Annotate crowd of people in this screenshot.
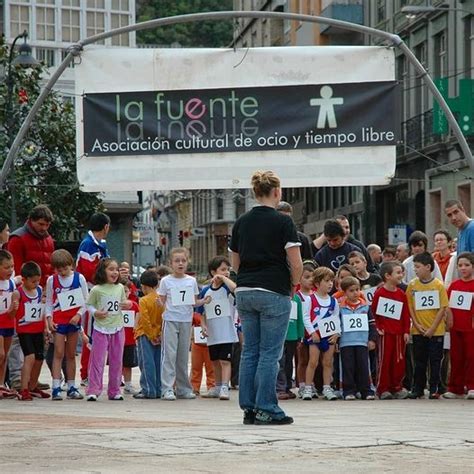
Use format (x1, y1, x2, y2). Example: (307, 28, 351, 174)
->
(0, 177, 472, 426)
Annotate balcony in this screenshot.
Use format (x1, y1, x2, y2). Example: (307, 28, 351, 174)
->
(320, 2, 364, 35)
(398, 109, 447, 155)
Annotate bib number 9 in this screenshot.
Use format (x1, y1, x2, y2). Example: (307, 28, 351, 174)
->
(449, 290, 472, 311)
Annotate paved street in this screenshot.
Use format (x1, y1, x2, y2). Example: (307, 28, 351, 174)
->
(1, 378, 473, 473)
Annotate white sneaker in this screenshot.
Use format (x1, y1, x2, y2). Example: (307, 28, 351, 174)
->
(202, 386, 220, 398)
(162, 390, 176, 401)
(365, 395, 376, 400)
(80, 378, 88, 387)
(311, 385, 319, 399)
(177, 391, 197, 400)
(123, 386, 138, 395)
(394, 388, 409, 400)
(344, 394, 356, 401)
(219, 385, 230, 400)
(442, 391, 463, 399)
(322, 386, 337, 401)
(109, 394, 124, 401)
(298, 386, 305, 399)
(86, 394, 97, 401)
(466, 390, 474, 400)
(302, 385, 313, 401)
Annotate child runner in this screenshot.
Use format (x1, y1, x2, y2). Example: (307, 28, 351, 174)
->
(277, 292, 304, 399)
(302, 267, 340, 401)
(444, 252, 474, 399)
(121, 280, 139, 395)
(338, 276, 376, 400)
(46, 250, 89, 400)
(159, 247, 211, 401)
(134, 270, 163, 399)
(295, 262, 317, 398)
(86, 258, 128, 401)
(14, 262, 49, 400)
(348, 251, 382, 305)
(371, 261, 410, 400)
(406, 252, 448, 399)
(0, 250, 19, 398)
(198, 256, 238, 401)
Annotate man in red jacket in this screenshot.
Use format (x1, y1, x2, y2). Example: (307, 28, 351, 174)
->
(7, 204, 55, 390)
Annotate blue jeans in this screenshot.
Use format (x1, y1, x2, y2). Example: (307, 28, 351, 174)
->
(236, 290, 291, 419)
(136, 335, 161, 398)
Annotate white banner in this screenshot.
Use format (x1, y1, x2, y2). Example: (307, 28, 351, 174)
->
(75, 46, 398, 191)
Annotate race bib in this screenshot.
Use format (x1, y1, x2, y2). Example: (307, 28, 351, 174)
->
(363, 287, 377, 304)
(0, 293, 12, 313)
(414, 291, 440, 311)
(24, 303, 43, 323)
(342, 313, 369, 333)
(57, 288, 85, 311)
(318, 314, 341, 338)
(205, 298, 231, 320)
(376, 297, 403, 320)
(170, 286, 195, 306)
(101, 297, 120, 314)
(194, 326, 207, 344)
(449, 290, 472, 311)
(289, 301, 298, 321)
(122, 310, 135, 328)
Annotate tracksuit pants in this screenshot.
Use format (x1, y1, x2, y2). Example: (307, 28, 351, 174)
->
(448, 330, 474, 394)
(377, 333, 406, 395)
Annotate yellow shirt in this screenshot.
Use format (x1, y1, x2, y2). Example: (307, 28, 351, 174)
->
(135, 292, 163, 341)
(406, 278, 448, 336)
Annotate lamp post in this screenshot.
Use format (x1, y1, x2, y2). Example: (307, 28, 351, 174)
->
(4, 30, 39, 228)
(401, 5, 472, 19)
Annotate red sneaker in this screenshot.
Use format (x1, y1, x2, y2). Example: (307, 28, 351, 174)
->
(18, 389, 33, 401)
(0, 386, 18, 399)
(30, 387, 51, 399)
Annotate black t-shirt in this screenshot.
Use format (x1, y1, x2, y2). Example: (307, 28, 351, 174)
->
(230, 206, 299, 295)
(358, 273, 382, 289)
(314, 241, 360, 272)
(297, 231, 313, 260)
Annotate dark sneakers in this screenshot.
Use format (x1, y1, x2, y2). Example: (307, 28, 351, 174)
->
(243, 409, 256, 425)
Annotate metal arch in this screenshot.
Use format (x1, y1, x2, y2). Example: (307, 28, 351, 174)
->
(1, 10, 472, 190)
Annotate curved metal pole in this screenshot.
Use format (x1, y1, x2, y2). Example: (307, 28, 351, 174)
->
(1, 10, 472, 191)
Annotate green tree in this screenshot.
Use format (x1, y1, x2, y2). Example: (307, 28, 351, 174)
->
(0, 38, 103, 240)
(136, 0, 234, 47)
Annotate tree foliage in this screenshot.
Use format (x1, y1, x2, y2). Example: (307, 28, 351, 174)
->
(0, 38, 103, 240)
(136, 0, 234, 47)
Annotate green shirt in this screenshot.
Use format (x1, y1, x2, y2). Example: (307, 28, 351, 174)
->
(286, 295, 304, 341)
(87, 283, 126, 332)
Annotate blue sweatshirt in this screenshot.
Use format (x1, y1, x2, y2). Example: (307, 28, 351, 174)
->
(339, 298, 376, 348)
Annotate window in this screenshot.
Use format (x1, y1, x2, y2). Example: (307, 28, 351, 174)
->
(429, 189, 442, 231)
(415, 42, 427, 115)
(36, 47, 55, 67)
(434, 31, 447, 78)
(10, 5, 30, 37)
(376, 0, 386, 23)
(87, 11, 105, 43)
(37, 6, 55, 41)
(87, 0, 105, 8)
(458, 183, 472, 215)
(465, 17, 473, 79)
(111, 13, 130, 46)
(61, 49, 75, 68)
(112, 0, 130, 10)
(63, 0, 80, 6)
(216, 195, 224, 220)
(62, 9, 80, 42)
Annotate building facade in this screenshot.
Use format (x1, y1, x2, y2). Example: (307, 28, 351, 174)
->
(232, 0, 474, 247)
(1, 0, 141, 263)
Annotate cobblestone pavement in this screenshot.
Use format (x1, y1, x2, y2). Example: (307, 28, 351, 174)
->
(1, 385, 473, 473)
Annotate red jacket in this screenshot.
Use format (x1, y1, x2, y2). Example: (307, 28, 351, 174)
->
(371, 286, 411, 335)
(8, 221, 55, 287)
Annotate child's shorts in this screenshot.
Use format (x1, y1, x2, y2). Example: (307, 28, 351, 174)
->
(304, 336, 331, 352)
(56, 324, 81, 335)
(209, 343, 233, 362)
(0, 328, 14, 338)
(122, 344, 137, 368)
(18, 333, 45, 360)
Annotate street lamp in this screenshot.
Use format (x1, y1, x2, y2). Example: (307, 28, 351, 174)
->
(4, 30, 39, 229)
(401, 5, 472, 19)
